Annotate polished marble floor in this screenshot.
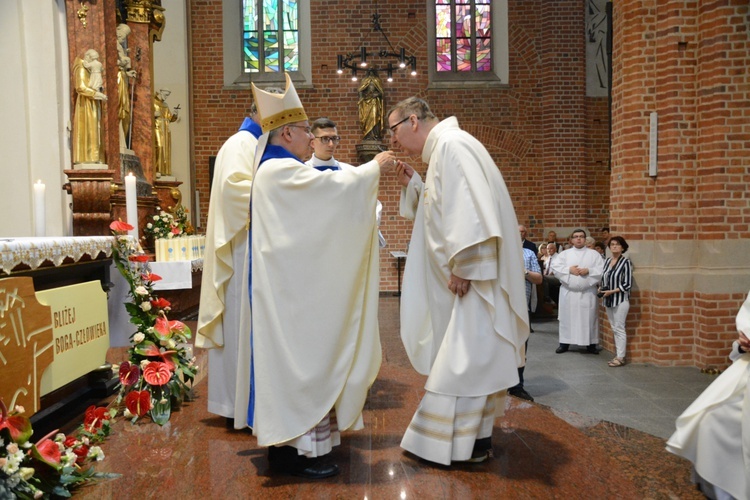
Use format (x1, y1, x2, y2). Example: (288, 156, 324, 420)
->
(75, 296, 712, 499)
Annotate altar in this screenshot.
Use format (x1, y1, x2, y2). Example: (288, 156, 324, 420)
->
(0, 236, 120, 435)
(1, 236, 114, 289)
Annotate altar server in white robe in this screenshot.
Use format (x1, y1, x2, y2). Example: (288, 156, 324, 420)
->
(196, 98, 268, 428)
(389, 97, 529, 466)
(550, 229, 604, 354)
(305, 117, 386, 248)
(248, 74, 396, 479)
(666, 292, 750, 500)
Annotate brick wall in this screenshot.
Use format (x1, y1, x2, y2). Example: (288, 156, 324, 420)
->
(190, 0, 610, 292)
(608, 0, 750, 368)
(188, 1, 750, 367)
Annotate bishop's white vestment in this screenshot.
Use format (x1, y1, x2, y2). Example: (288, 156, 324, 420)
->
(398, 117, 529, 465)
(666, 291, 750, 500)
(195, 118, 260, 428)
(550, 246, 604, 346)
(249, 144, 382, 449)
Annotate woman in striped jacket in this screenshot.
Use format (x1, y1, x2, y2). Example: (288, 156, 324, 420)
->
(598, 236, 633, 367)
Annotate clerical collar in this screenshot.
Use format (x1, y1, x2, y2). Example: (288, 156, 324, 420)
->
(239, 117, 262, 139)
(260, 144, 301, 165)
(309, 154, 338, 167)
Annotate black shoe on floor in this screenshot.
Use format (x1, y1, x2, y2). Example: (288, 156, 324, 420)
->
(464, 437, 492, 463)
(586, 344, 600, 355)
(508, 387, 534, 402)
(289, 461, 339, 479)
(268, 446, 340, 479)
(555, 344, 569, 354)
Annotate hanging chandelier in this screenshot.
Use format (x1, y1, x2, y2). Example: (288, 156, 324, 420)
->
(336, 12, 417, 82)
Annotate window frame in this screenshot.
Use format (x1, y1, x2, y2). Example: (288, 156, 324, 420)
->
(426, 0, 508, 88)
(222, 0, 312, 88)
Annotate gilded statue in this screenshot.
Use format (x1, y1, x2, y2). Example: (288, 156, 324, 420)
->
(72, 49, 107, 164)
(116, 24, 137, 147)
(358, 73, 385, 141)
(153, 89, 179, 176)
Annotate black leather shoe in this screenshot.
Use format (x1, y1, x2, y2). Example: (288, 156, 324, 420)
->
(508, 387, 534, 402)
(555, 344, 569, 353)
(268, 446, 339, 479)
(586, 345, 599, 354)
(290, 461, 339, 479)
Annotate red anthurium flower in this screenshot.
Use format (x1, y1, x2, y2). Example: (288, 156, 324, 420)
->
(72, 443, 90, 464)
(137, 343, 177, 370)
(150, 297, 171, 310)
(83, 405, 110, 432)
(31, 430, 63, 468)
(143, 361, 173, 386)
(128, 254, 150, 263)
(109, 220, 134, 233)
(125, 390, 151, 417)
(141, 273, 162, 282)
(64, 436, 78, 448)
(154, 316, 174, 340)
(118, 361, 140, 386)
(171, 227, 181, 235)
(155, 316, 189, 340)
(0, 399, 32, 444)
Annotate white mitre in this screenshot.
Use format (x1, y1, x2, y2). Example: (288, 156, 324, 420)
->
(251, 73, 307, 133)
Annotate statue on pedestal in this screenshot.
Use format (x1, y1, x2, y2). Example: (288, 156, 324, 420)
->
(153, 89, 179, 177)
(358, 72, 384, 141)
(116, 23, 137, 149)
(72, 49, 107, 164)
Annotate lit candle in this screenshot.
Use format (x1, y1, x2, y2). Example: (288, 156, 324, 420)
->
(33, 180, 46, 237)
(125, 173, 138, 241)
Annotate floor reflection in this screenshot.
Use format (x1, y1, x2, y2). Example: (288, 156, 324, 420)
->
(74, 297, 702, 499)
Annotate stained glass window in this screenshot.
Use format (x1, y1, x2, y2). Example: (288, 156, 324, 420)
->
(435, 0, 492, 73)
(243, 0, 299, 73)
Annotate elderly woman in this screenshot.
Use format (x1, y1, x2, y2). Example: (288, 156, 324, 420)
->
(598, 236, 632, 367)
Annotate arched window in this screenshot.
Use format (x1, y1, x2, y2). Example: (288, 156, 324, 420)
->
(223, 0, 311, 87)
(242, 0, 298, 74)
(427, 0, 508, 86)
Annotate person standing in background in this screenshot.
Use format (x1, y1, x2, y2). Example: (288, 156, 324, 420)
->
(552, 229, 604, 354)
(196, 92, 275, 429)
(599, 236, 632, 367)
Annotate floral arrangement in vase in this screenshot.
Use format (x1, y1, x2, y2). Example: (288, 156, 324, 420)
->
(0, 398, 118, 498)
(143, 205, 195, 240)
(110, 221, 197, 425)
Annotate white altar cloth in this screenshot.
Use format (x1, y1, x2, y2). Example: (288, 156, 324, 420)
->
(0, 236, 114, 274)
(149, 259, 204, 290)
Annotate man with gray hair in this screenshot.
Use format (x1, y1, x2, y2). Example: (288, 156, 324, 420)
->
(248, 75, 395, 478)
(390, 97, 529, 465)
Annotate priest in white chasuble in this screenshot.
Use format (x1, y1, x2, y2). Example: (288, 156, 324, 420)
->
(196, 100, 265, 429)
(667, 292, 750, 500)
(248, 74, 396, 479)
(389, 97, 530, 466)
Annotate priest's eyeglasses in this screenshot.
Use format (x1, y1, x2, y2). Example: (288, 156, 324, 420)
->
(314, 136, 341, 145)
(388, 116, 410, 135)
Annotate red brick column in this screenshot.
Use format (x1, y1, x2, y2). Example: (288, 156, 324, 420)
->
(611, 0, 749, 368)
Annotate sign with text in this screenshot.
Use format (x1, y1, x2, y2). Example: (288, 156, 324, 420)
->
(37, 280, 109, 396)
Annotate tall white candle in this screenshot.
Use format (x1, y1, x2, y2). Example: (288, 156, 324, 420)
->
(33, 180, 46, 237)
(125, 173, 138, 241)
